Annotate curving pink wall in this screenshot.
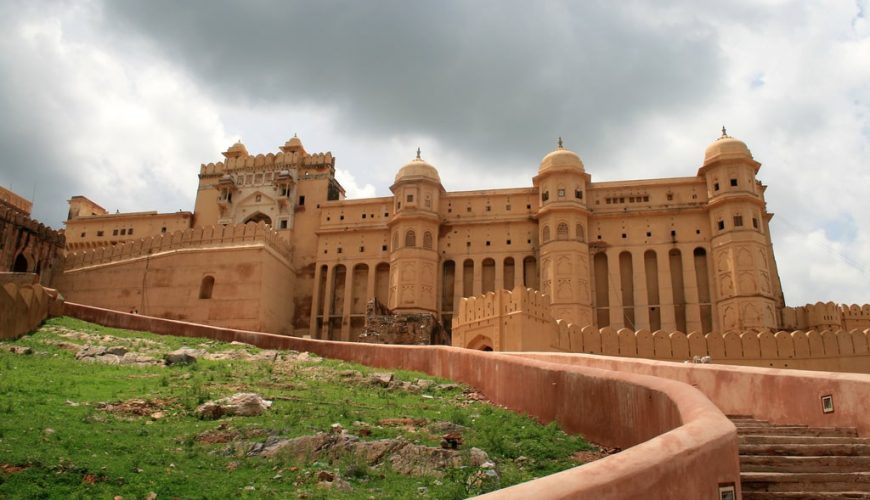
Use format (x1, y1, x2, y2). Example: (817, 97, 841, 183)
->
(63, 302, 740, 499)
(519, 352, 870, 437)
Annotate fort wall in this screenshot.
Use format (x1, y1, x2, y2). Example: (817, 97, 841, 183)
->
(55, 223, 295, 334)
(0, 205, 65, 285)
(0, 274, 64, 340)
(453, 287, 870, 373)
(62, 302, 741, 499)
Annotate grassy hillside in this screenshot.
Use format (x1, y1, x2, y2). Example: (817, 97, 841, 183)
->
(0, 317, 601, 499)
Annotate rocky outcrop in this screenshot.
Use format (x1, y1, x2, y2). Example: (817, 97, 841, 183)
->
(358, 298, 447, 345)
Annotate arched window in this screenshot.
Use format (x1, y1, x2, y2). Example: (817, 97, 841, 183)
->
(542, 226, 551, 242)
(557, 223, 569, 240)
(423, 231, 433, 249)
(405, 230, 416, 247)
(576, 224, 585, 242)
(199, 276, 215, 299)
(12, 253, 28, 273)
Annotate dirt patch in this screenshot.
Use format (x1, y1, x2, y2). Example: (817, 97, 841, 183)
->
(97, 398, 179, 418)
(571, 447, 618, 463)
(0, 464, 29, 474)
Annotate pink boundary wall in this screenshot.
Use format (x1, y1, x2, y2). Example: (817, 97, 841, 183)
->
(519, 352, 870, 437)
(64, 302, 740, 499)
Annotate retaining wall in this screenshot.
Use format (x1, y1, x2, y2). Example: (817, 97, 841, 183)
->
(64, 302, 740, 499)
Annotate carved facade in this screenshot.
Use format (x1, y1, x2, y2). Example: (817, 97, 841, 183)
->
(59, 130, 802, 340)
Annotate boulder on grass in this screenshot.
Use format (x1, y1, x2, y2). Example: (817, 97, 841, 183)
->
(195, 393, 272, 420)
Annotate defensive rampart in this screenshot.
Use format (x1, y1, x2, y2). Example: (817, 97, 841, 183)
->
(452, 287, 870, 373)
(782, 301, 870, 331)
(63, 222, 292, 271)
(0, 274, 64, 339)
(0, 205, 65, 284)
(63, 301, 740, 499)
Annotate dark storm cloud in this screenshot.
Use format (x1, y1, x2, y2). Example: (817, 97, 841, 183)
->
(104, 1, 724, 168)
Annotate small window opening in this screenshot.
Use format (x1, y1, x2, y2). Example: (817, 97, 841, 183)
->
(506, 239, 512, 245)
(120, 229, 126, 236)
(199, 276, 215, 299)
(382, 244, 387, 251)
(161, 227, 167, 233)
(299, 195, 305, 206)
(718, 220, 725, 230)
(752, 218, 759, 229)
(128, 228, 133, 235)
(666, 193, 674, 201)
(406, 194, 414, 203)
(558, 188, 566, 198)
(279, 219, 288, 229)
(485, 241, 491, 246)
(113, 229, 119, 236)
(337, 247, 343, 254)
(359, 246, 365, 252)
(714, 182, 720, 191)
(733, 215, 743, 227)
(542, 191, 549, 202)
(575, 190, 582, 199)
(97, 230, 104, 237)
(730, 178, 738, 187)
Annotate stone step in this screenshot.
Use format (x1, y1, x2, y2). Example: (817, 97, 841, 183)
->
(738, 426, 859, 438)
(743, 492, 870, 499)
(741, 444, 870, 457)
(741, 435, 870, 446)
(742, 472, 870, 493)
(741, 455, 870, 473)
(734, 419, 775, 427)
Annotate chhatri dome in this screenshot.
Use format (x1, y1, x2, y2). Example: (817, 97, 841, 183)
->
(703, 127, 753, 165)
(280, 134, 307, 154)
(394, 148, 441, 183)
(222, 140, 249, 159)
(538, 137, 585, 174)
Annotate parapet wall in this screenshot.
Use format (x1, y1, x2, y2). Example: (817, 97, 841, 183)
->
(453, 287, 870, 373)
(0, 275, 64, 340)
(199, 151, 335, 176)
(63, 222, 292, 271)
(782, 301, 870, 331)
(62, 302, 741, 499)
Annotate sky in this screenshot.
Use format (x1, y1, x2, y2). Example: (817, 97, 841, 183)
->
(0, 0, 868, 306)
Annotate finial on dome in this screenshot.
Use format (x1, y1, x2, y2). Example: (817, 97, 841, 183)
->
(293, 133, 297, 138)
(720, 126, 730, 139)
(557, 136, 564, 149)
(416, 147, 422, 160)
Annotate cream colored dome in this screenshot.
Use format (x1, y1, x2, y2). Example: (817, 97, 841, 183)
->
(704, 128, 752, 164)
(539, 138, 584, 174)
(222, 141, 249, 159)
(395, 148, 441, 183)
(280, 134, 306, 154)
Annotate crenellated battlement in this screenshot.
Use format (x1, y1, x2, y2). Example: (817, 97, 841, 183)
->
(782, 301, 870, 332)
(199, 151, 335, 177)
(63, 222, 292, 271)
(452, 289, 870, 373)
(0, 205, 65, 245)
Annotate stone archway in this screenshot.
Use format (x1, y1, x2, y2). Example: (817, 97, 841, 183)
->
(244, 212, 272, 226)
(467, 334, 495, 351)
(12, 253, 29, 273)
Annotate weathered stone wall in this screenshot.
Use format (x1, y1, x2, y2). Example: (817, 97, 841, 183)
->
(357, 298, 446, 345)
(0, 274, 64, 339)
(453, 287, 870, 374)
(55, 242, 295, 335)
(0, 204, 64, 285)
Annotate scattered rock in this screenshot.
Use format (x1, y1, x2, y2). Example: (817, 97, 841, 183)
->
(436, 384, 459, 391)
(195, 393, 272, 420)
(98, 398, 178, 417)
(469, 448, 490, 467)
(145, 492, 157, 500)
(417, 486, 428, 495)
(378, 417, 426, 428)
(75, 345, 107, 359)
(330, 423, 344, 434)
(105, 346, 128, 356)
(316, 470, 335, 482)
(0, 464, 29, 474)
(415, 379, 434, 390)
(164, 348, 198, 366)
(1, 345, 33, 355)
(370, 372, 394, 387)
(440, 432, 463, 450)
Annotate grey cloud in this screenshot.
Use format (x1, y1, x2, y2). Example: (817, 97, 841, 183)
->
(103, 1, 725, 168)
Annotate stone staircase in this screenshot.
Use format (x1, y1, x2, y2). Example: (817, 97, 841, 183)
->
(730, 415, 870, 499)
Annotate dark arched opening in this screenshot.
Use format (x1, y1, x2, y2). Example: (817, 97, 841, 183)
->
(199, 276, 215, 299)
(12, 253, 28, 273)
(244, 212, 272, 226)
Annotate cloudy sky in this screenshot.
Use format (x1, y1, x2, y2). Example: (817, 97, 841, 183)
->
(0, 0, 868, 305)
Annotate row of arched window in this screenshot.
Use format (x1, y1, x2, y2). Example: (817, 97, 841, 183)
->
(394, 230, 434, 250)
(542, 223, 585, 243)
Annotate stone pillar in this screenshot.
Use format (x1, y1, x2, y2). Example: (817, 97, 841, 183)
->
(495, 256, 505, 292)
(366, 261, 377, 304)
(682, 245, 702, 333)
(309, 264, 323, 339)
(321, 265, 335, 339)
(658, 250, 676, 331)
(473, 257, 482, 297)
(607, 249, 623, 328)
(341, 267, 354, 341)
(632, 250, 650, 331)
